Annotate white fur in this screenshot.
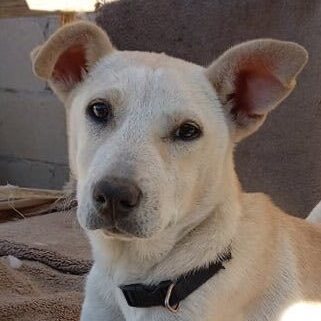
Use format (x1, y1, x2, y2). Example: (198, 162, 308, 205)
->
(30, 22, 320, 321)
(307, 200, 321, 223)
(73, 51, 245, 321)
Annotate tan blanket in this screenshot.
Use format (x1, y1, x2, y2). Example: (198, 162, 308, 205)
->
(0, 211, 90, 321)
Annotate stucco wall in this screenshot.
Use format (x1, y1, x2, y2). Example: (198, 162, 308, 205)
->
(0, 16, 69, 189)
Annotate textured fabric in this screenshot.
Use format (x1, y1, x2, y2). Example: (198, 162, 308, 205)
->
(96, 0, 321, 217)
(0, 211, 90, 321)
(0, 258, 83, 321)
(0, 240, 91, 275)
(0, 210, 89, 260)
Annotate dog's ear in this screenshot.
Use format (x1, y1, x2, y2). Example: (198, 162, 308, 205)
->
(31, 21, 114, 101)
(205, 39, 308, 141)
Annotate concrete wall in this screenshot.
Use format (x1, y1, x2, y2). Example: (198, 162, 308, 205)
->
(0, 16, 69, 189)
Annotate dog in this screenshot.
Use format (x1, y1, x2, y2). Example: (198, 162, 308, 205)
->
(31, 21, 321, 321)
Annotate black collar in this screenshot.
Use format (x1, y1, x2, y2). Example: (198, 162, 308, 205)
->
(120, 249, 232, 312)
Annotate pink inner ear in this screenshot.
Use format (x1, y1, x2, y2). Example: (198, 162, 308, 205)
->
(52, 45, 87, 83)
(232, 64, 285, 118)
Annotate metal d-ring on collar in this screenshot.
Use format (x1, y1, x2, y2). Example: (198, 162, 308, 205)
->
(164, 282, 180, 313)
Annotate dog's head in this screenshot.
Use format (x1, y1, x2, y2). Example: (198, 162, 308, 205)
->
(31, 22, 307, 239)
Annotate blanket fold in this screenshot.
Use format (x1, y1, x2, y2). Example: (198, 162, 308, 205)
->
(0, 239, 91, 275)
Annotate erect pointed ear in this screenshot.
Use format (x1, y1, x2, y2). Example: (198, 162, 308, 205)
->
(31, 21, 114, 102)
(205, 39, 308, 142)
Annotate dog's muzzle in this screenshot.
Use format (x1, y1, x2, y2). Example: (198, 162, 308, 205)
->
(85, 177, 142, 233)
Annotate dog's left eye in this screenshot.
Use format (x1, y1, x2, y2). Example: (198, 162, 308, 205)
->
(173, 121, 202, 141)
(87, 101, 112, 122)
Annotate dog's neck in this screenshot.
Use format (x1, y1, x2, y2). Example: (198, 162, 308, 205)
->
(88, 159, 242, 285)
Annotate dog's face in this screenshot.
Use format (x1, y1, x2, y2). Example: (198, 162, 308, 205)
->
(69, 52, 231, 239)
(31, 22, 307, 239)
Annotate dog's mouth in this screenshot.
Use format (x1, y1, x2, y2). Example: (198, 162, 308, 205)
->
(101, 225, 136, 240)
(78, 198, 159, 240)
(84, 214, 136, 239)
(87, 212, 149, 240)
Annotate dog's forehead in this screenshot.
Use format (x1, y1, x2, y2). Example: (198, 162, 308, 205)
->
(80, 51, 216, 116)
(86, 51, 205, 93)
(95, 50, 203, 74)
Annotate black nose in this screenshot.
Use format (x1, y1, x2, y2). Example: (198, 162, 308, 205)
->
(92, 178, 142, 216)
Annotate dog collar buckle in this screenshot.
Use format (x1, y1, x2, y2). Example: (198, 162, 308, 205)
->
(164, 283, 180, 313)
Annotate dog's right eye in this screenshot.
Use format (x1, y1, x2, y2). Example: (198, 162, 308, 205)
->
(87, 100, 112, 123)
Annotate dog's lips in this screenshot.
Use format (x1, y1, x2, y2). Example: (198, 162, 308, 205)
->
(81, 204, 153, 239)
(81, 206, 137, 239)
(101, 226, 135, 240)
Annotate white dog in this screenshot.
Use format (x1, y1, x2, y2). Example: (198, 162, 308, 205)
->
(31, 21, 321, 321)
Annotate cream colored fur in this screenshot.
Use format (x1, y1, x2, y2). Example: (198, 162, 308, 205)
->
(308, 201, 321, 223)
(31, 21, 321, 321)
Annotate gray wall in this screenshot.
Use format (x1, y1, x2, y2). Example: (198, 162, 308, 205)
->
(0, 16, 69, 189)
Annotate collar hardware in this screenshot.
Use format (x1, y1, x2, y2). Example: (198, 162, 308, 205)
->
(164, 282, 180, 313)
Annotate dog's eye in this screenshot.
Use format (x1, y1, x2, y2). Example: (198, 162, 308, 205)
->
(174, 121, 202, 141)
(87, 101, 112, 122)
